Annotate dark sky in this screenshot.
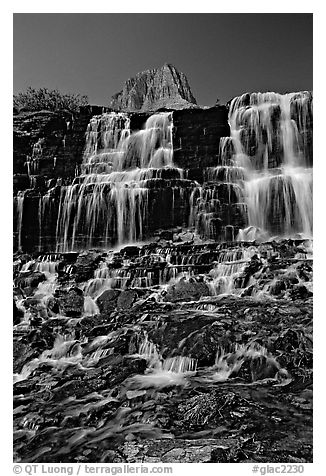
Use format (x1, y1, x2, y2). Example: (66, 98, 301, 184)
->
(13, 13, 313, 106)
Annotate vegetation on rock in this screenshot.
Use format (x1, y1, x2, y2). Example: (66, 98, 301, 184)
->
(13, 87, 89, 114)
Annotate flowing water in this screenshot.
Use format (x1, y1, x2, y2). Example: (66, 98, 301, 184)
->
(13, 236, 313, 462)
(54, 112, 187, 251)
(230, 92, 313, 239)
(15, 92, 312, 251)
(190, 91, 313, 241)
(13, 92, 313, 462)
(15, 191, 27, 252)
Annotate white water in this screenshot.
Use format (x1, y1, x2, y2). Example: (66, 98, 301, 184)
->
(128, 335, 197, 389)
(13, 333, 83, 383)
(55, 112, 177, 251)
(16, 191, 26, 251)
(189, 91, 313, 241)
(15, 92, 312, 252)
(83, 296, 100, 317)
(208, 246, 257, 295)
(230, 92, 313, 239)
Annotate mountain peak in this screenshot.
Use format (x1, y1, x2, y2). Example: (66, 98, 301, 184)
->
(110, 64, 197, 112)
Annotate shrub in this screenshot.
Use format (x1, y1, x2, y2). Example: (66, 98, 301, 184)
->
(13, 87, 89, 114)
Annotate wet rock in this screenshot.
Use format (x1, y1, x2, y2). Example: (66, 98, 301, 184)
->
(56, 287, 84, 317)
(88, 327, 134, 356)
(12, 238, 313, 463)
(126, 390, 147, 400)
(85, 323, 115, 338)
(119, 438, 238, 463)
(289, 284, 312, 300)
(15, 271, 46, 292)
(100, 450, 124, 463)
(181, 320, 227, 366)
(274, 328, 312, 354)
(296, 262, 313, 281)
(13, 284, 25, 300)
(52, 376, 107, 401)
(173, 231, 195, 243)
(117, 290, 138, 310)
(164, 278, 210, 302)
(96, 289, 120, 315)
(13, 379, 37, 396)
(240, 256, 264, 287)
(39, 318, 71, 346)
(22, 296, 52, 321)
(210, 446, 230, 462)
(13, 341, 40, 374)
(101, 355, 147, 387)
(270, 279, 287, 296)
(158, 230, 174, 241)
(250, 355, 280, 381)
(73, 251, 103, 282)
(273, 328, 313, 372)
(13, 300, 24, 325)
(120, 246, 141, 258)
(13, 174, 30, 193)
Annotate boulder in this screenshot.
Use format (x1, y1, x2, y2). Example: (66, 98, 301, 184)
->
(96, 289, 120, 316)
(164, 278, 210, 302)
(13, 300, 24, 325)
(117, 290, 138, 310)
(15, 271, 46, 293)
(56, 287, 84, 317)
(73, 251, 103, 282)
(289, 284, 312, 300)
(120, 246, 141, 258)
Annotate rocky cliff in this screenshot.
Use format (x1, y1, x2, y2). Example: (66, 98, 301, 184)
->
(13, 64, 313, 254)
(13, 106, 107, 193)
(13, 105, 230, 252)
(110, 63, 198, 112)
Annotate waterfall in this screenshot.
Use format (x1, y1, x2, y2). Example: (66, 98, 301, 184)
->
(129, 335, 197, 389)
(189, 181, 246, 240)
(189, 91, 313, 241)
(208, 246, 257, 295)
(82, 112, 131, 174)
(16, 191, 26, 251)
(243, 168, 313, 237)
(15, 91, 313, 253)
(230, 91, 313, 239)
(14, 333, 82, 383)
(55, 112, 178, 251)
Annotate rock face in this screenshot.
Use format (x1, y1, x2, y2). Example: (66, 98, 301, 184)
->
(172, 106, 230, 170)
(110, 63, 198, 112)
(164, 278, 210, 303)
(13, 105, 230, 252)
(56, 287, 84, 317)
(13, 106, 107, 185)
(13, 66, 312, 254)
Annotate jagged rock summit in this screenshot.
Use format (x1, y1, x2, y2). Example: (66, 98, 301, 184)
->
(110, 63, 198, 112)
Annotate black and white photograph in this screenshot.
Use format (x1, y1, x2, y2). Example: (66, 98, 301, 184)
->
(11, 8, 315, 470)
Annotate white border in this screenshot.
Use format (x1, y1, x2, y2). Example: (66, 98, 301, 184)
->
(2, 3, 324, 474)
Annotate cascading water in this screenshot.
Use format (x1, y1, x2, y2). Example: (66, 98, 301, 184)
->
(230, 91, 313, 239)
(55, 112, 190, 251)
(13, 234, 313, 462)
(82, 112, 131, 173)
(208, 246, 257, 295)
(13, 91, 313, 463)
(15, 191, 26, 251)
(189, 91, 313, 241)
